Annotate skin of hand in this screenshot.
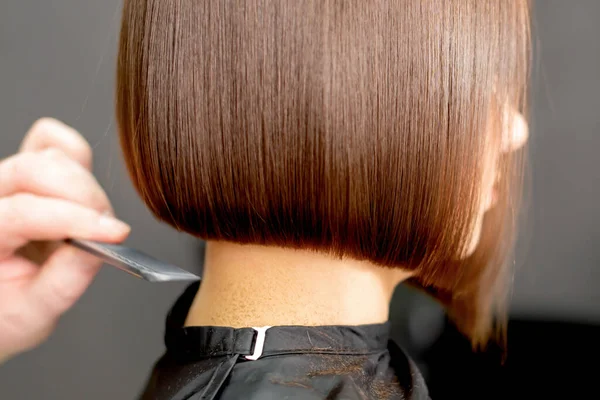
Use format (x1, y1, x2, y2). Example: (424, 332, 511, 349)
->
(0, 119, 130, 364)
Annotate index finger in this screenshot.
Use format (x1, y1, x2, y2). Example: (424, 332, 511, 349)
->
(19, 118, 93, 170)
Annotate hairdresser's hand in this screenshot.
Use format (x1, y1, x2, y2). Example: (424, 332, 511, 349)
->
(0, 119, 130, 364)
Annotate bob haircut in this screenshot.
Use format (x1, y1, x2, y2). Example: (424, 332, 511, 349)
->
(117, 0, 531, 347)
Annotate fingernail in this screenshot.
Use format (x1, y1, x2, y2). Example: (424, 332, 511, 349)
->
(98, 215, 131, 234)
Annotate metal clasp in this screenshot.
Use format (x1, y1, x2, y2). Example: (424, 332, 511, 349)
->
(245, 326, 271, 361)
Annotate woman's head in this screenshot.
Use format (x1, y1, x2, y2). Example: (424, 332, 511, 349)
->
(116, 0, 531, 346)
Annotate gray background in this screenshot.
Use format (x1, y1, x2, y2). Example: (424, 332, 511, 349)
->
(0, 1, 598, 399)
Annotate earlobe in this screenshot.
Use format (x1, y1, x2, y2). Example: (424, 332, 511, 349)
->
(502, 109, 529, 153)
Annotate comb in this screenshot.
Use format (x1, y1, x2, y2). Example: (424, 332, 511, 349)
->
(65, 239, 201, 283)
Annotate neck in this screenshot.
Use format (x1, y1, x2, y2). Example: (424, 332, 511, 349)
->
(184, 241, 411, 328)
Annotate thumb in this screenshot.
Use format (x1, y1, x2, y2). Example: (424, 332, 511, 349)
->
(0, 256, 38, 282)
(28, 244, 104, 319)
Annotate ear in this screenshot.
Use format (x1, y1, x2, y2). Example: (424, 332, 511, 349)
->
(502, 108, 529, 153)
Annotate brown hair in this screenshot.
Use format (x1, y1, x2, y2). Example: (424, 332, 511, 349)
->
(116, 0, 531, 347)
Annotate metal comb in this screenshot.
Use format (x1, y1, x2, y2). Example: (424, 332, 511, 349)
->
(66, 239, 201, 283)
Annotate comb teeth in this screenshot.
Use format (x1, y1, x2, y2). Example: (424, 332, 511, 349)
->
(65, 239, 201, 283)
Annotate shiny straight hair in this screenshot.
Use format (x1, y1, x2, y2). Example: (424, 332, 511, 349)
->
(116, 0, 531, 347)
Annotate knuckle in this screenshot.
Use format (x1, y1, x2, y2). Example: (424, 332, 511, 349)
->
(11, 151, 74, 194)
(10, 152, 41, 183)
(74, 141, 93, 167)
(28, 118, 61, 142)
(0, 194, 27, 227)
(40, 152, 104, 210)
(30, 117, 59, 134)
(40, 150, 72, 177)
(82, 187, 107, 213)
(40, 150, 81, 182)
(1, 155, 26, 188)
(26, 119, 93, 169)
(42, 147, 67, 161)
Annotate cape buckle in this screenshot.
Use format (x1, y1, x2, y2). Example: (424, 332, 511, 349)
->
(245, 326, 272, 361)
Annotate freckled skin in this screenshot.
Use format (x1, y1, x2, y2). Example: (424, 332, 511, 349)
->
(185, 241, 411, 329)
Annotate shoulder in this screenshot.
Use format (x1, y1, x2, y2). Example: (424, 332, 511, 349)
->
(217, 346, 430, 400)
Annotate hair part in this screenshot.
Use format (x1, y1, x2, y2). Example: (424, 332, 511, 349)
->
(117, 0, 531, 347)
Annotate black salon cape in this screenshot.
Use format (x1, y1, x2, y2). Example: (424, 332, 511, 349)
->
(140, 283, 430, 400)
